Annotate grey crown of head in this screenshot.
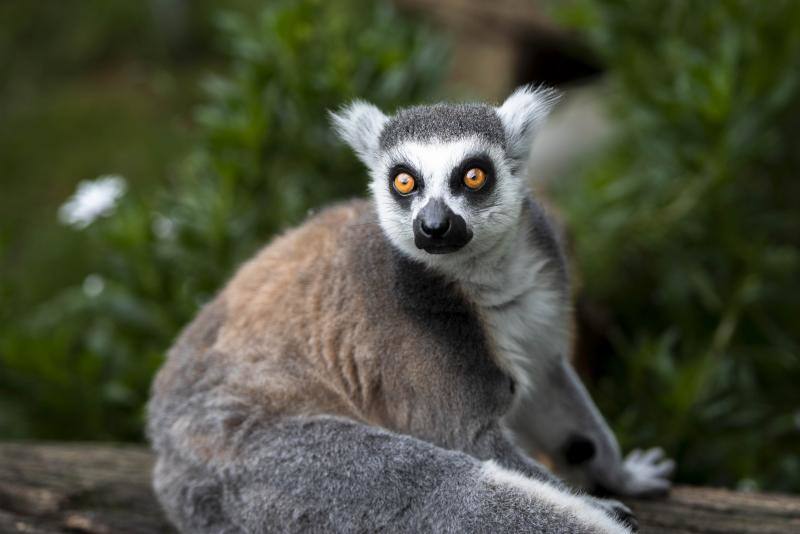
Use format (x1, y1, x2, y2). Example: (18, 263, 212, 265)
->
(379, 103, 507, 150)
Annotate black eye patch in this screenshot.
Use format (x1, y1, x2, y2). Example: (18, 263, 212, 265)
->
(449, 154, 496, 201)
(387, 162, 424, 209)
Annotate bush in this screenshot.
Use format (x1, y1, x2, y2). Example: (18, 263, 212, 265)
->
(0, 0, 260, 337)
(4, 0, 795, 496)
(552, 0, 800, 492)
(0, 0, 445, 441)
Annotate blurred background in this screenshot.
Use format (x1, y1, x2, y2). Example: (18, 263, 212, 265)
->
(1, 0, 798, 493)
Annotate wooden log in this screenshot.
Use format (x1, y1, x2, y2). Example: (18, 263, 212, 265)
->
(0, 442, 174, 533)
(0, 442, 798, 533)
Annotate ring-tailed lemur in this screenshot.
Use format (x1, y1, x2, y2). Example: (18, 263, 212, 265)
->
(148, 86, 674, 533)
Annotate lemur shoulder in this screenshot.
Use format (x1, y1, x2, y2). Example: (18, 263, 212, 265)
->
(148, 86, 674, 533)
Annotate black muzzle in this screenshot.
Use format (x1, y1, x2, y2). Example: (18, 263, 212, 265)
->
(413, 198, 473, 254)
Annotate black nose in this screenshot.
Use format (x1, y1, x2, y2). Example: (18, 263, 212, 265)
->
(413, 198, 473, 254)
(420, 217, 450, 238)
(417, 199, 452, 238)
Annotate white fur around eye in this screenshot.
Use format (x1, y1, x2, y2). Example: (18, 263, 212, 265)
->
(367, 136, 523, 270)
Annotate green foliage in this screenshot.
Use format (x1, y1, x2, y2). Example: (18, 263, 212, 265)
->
(0, 0, 258, 317)
(0, 0, 445, 441)
(552, 0, 800, 492)
(3, 0, 795, 497)
(0, 0, 261, 438)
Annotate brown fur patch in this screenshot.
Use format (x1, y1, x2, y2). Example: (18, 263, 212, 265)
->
(152, 199, 511, 455)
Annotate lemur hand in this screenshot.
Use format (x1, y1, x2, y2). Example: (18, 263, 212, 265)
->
(611, 447, 675, 497)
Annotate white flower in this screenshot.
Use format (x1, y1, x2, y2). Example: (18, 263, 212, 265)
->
(82, 274, 105, 298)
(58, 174, 127, 229)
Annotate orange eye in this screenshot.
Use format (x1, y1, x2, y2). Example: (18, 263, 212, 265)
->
(393, 172, 416, 195)
(464, 168, 487, 190)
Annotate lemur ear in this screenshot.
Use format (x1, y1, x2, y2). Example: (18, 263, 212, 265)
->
(330, 101, 389, 167)
(496, 85, 561, 166)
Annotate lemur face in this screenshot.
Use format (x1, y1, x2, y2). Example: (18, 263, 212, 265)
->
(332, 86, 558, 267)
(373, 104, 510, 259)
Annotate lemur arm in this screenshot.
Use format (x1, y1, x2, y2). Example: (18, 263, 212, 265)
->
(467, 421, 568, 487)
(508, 358, 675, 497)
(465, 420, 637, 528)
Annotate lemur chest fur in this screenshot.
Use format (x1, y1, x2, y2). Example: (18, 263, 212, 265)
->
(458, 209, 571, 394)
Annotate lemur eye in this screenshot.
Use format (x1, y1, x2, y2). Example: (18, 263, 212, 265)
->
(393, 172, 416, 195)
(463, 168, 487, 191)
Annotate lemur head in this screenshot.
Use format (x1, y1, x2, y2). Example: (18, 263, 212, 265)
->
(332, 86, 559, 268)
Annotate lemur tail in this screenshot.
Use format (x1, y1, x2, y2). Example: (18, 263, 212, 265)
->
(152, 414, 631, 533)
